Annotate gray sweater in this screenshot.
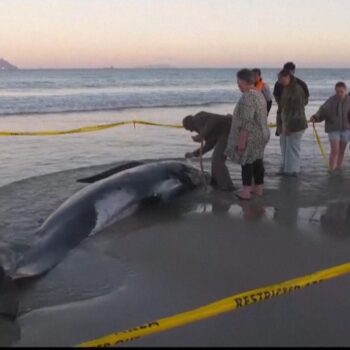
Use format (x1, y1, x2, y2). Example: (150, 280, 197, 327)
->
(314, 95, 350, 133)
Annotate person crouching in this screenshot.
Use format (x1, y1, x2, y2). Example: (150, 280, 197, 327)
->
(183, 111, 235, 191)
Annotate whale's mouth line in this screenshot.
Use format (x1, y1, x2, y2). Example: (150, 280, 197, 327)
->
(11, 272, 32, 281)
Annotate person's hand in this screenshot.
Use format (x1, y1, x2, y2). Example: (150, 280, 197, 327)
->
(185, 152, 194, 159)
(192, 134, 202, 143)
(310, 115, 317, 123)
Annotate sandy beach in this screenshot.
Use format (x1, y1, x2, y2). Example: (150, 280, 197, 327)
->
(1, 142, 350, 346)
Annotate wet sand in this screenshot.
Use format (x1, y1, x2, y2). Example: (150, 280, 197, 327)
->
(1, 151, 350, 347)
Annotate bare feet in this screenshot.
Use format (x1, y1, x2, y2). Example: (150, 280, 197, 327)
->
(236, 186, 253, 200)
(251, 185, 264, 197)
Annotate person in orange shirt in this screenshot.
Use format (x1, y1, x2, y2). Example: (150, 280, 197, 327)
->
(252, 68, 272, 115)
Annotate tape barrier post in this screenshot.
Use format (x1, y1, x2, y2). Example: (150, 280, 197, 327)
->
(199, 139, 207, 191)
(76, 262, 350, 348)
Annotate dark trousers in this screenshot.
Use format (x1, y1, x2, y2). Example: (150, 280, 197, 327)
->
(241, 159, 264, 186)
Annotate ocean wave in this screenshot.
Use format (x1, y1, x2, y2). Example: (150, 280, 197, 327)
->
(0, 88, 239, 116)
(0, 101, 234, 117)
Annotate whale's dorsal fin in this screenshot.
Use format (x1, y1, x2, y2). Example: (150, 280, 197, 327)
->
(77, 161, 144, 183)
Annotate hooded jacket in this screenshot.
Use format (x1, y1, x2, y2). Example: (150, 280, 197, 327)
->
(313, 94, 350, 133)
(280, 76, 308, 133)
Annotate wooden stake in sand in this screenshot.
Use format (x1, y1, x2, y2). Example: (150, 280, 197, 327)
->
(199, 139, 208, 191)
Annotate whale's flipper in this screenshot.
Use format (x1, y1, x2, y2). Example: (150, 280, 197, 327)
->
(77, 161, 144, 183)
(0, 266, 18, 320)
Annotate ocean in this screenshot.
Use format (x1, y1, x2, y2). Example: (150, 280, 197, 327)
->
(1, 68, 349, 187)
(1, 68, 350, 116)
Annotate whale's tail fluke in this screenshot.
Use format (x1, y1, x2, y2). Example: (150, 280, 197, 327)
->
(0, 265, 18, 320)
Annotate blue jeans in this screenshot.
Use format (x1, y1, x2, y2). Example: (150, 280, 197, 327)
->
(280, 130, 305, 174)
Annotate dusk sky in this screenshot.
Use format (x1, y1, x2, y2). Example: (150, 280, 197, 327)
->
(1, 0, 350, 69)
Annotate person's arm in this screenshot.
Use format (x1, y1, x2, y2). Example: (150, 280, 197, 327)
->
(273, 82, 282, 103)
(237, 129, 248, 154)
(236, 95, 254, 153)
(262, 83, 273, 103)
(310, 107, 325, 123)
(303, 83, 309, 106)
(302, 81, 310, 99)
(262, 84, 273, 114)
(296, 78, 310, 105)
(275, 113, 282, 136)
(267, 100, 272, 114)
(310, 98, 330, 123)
(192, 138, 216, 157)
(190, 111, 219, 141)
(198, 117, 217, 140)
(186, 113, 217, 157)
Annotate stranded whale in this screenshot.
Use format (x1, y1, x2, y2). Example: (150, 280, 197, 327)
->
(0, 161, 209, 319)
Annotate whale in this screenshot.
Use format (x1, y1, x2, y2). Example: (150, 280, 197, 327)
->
(0, 161, 209, 319)
(8, 161, 208, 281)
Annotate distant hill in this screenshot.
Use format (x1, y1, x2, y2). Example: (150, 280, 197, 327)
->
(0, 58, 18, 70)
(136, 64, 177, 69)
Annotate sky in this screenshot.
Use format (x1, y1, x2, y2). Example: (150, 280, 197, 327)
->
(1, 0, 350, 69)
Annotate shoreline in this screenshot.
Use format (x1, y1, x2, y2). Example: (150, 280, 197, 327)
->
(0, 102, 329, 188)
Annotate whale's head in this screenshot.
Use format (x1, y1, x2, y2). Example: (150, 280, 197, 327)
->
(165, 162, 211, 188)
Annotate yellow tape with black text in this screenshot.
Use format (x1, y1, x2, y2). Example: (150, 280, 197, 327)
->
(77, 262, 350, 347)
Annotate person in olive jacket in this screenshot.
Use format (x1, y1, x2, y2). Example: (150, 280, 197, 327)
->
(278, 69, 308, 176)
(274, 62, 309, 137)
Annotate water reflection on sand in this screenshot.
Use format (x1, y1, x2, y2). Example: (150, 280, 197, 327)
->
(187, 176, 350, 238)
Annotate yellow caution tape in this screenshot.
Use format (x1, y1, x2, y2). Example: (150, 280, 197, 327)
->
(76, 261, 350, 347)
(0, 119, 328, 171)
(0, 120, 183, 137)
(0, 120, 277, 137)
(312, 122, 330, 170)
